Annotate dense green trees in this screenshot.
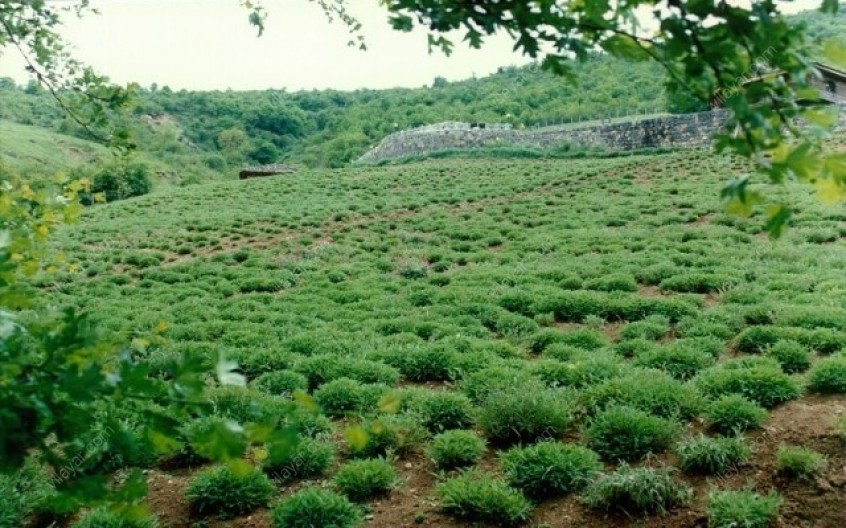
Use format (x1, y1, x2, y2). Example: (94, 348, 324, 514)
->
(0, 55, 668, 170)
(87, 160, 153, 203)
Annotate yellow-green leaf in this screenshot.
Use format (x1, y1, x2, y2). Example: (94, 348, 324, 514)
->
(803, 107, 838, 129)
(822, 38, 846, 69)
(813, 177, 846, 204)
(725, 191, 764, 217)
(377, 392, 402, 414)
(344, 425, 370, 450)
(226, 458, 254, 477)
(292, 390, 317, 412)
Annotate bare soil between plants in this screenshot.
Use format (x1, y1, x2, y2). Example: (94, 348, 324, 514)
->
(131, 395, 846, 528)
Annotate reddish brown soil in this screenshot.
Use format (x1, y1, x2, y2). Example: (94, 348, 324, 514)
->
(136, 395, 846, 528)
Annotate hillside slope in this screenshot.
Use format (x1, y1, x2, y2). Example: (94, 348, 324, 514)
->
(0, 119, 109, 174)
(38, 147, 846, 528)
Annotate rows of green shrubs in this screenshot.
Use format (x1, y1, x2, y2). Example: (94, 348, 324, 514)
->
(23, 153, 846, 527)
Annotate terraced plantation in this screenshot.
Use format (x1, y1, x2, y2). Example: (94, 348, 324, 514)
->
(43, 149, 846, 527)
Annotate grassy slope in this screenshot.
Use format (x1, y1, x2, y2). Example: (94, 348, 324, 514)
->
(0, 119, 109, 174)
(40, 147, 846, 526)
(0, 119, 221, 187)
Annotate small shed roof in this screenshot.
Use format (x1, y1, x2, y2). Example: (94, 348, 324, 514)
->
(241, 164, 297, 175)
(239, 164, 297, 180)
(814, 62, 846, 83)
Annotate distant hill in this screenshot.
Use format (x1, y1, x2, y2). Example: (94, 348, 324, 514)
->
(1, 4, 845, 175)
(0, 56, 668, 171)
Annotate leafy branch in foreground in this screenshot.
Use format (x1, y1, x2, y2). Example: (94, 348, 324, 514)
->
(0, 163, 300, 519)
(0, 1, 135, 147)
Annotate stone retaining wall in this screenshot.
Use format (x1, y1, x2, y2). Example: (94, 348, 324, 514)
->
(356, 106, 846, 163)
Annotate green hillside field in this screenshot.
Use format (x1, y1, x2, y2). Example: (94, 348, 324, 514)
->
(34, 145, 846, 527)
(0, 119, 109, 174)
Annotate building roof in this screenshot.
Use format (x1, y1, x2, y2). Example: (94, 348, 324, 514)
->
(240, 163, 297, 175)
(814, 62, 846, 83)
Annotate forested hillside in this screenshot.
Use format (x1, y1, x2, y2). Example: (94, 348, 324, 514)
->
(0, 55, 666, 171)
(0, 5, 844, 176)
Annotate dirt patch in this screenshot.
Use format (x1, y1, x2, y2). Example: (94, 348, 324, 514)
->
(690, 213, 711, 226)
(134, 396, 846, 528)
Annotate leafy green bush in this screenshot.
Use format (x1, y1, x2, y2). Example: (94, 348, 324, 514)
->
(635, 345, 715, 380)
(333, 458, 397, 501)
(613, 338, 659, 358)
(635, 263, 678, 286)
(734, 326, 844, 355)
(807, 356, 846, 394)
(799, 328, 846, 354)
(314, 378, 385, 417)
(285, 408, 333, 438)
(695, 360, 801, 408)
(209, 386, 290, 424)
(186, 464, 275, 519)
(499, 291, 536, 316)
(707, 489, 781, 528)
(734, 326, 787, 354)
(705, 394, 768, 434)
(400, 264, 428, 279)
(581, 369, 703, 419)
(583, 405, 680, 462)
(527, 328, 568, 354)
(460, 366, 541, 404)
(553, 328, 608, 350)
(494, 312, 540, 337)
(478, 387, 573, 445)
(672, 336, 725, 358)
(71, 509, 157, 528)
(585, 273, 638, 292)
(582, 464, 691, 515)
(383, 345, 457, 381)
(531, 353, 624, 389)
(776, 445, 827, 479)
(619, 315, 670, 341)
(437, 470, 532, 526)
(428, 430, 486, 470)
(0, 474, 24, 528)
(177, 416, 242, 465)
(676, 435, 750, 475)
(263, 438, 335, 483)
(500, 441, 601, 500)
(234, 349, 296, 378)
(659, 272, 736, 293)
(253, 370, 308, 396)
(271, 488, 361, 528)
(348, 415, 429, 458)
(295, 355, 400, 389)
(87, 160, 153, 203)
(416, 392, 475, 432)
(766, 340, 811, 373)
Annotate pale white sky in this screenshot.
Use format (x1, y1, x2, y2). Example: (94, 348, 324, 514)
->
(0, 0, 824, 92)
(0, 0, 524, 91)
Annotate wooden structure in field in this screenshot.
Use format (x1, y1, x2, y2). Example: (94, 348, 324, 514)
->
(811, 62, 846, 105)
(711, 62, 846, 107)
(239, 164, 297, 180)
